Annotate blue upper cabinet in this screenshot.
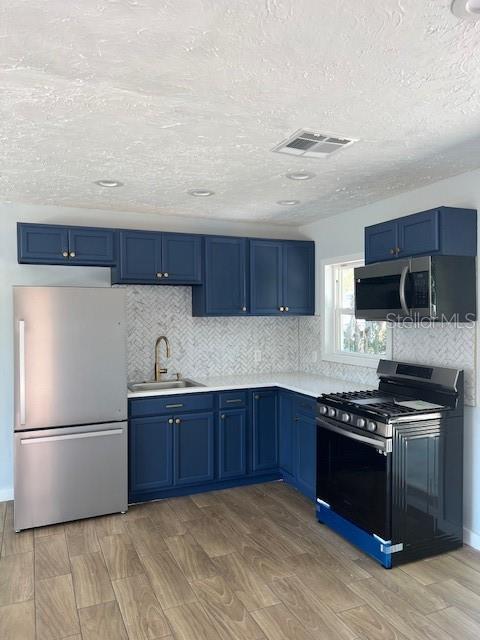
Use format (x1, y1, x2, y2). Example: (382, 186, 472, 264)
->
(365, 221, 399, 263)
(283, 241, 315, 315)
(112, 230, 202, 284)
(17, 223, 115, 266)
(365, 207, 477, 264)
(250, 240, 283, 315)
(250, 239, 315, 315)
(113, 230, 161, 283)
(192, 236, 248, 316)
(68, 228, 115, 265)
(161, 233, 202, 284)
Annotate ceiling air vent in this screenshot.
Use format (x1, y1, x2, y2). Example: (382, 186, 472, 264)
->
(272, 129, 356, 158)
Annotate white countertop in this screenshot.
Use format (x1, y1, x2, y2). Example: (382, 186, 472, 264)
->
(127, 371, 373, 399)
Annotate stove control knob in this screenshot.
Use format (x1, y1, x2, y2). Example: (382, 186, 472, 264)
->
(357, 417, 366, 428)
(328, 408, 336, 418)
(367, 421, 377, 432)
(318, 405, 328, 415)
(341, 412, 351, 423)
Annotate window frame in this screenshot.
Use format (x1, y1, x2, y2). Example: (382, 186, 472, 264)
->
(322, 253, 392, 368)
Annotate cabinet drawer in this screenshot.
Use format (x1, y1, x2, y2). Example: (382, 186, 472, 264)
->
(219, 391, 247, 409)
(295, 395, 317, 417)
(129, 393, 214, 418)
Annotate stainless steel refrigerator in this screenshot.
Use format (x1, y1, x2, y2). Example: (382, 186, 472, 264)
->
(13, 286, 128, 531)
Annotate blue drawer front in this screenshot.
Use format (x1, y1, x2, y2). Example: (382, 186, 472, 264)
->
(295, 394, 316, 417)
(218, 391, 248, 409)
(316, 503, 392, 568)
(129, 393, 214, 418)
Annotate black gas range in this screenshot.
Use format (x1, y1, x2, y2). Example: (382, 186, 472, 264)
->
(315, 359, 464, 568)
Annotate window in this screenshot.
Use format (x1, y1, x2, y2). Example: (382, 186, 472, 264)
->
(323, 256, 391, 367)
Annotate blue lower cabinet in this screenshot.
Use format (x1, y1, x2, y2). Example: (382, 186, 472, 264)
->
(174, 412, 215, 485)
(295, 413, 316, 500)
(129, 416, 173, 496)
(251, 389, 278, 473)
(218, 409, 247, 479)
(278, 392, 295, 477)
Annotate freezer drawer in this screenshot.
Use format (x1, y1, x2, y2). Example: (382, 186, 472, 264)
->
(14, 422, 128, 531)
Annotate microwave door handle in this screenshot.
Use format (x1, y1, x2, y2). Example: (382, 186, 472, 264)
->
(399, 265, 410, 315)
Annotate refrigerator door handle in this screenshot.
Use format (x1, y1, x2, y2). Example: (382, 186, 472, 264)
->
(18, 320, 26, 425)
(20, 428, 124, 445)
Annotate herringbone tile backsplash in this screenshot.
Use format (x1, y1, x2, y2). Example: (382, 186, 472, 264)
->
(123, 287, 476, 405)
(124, 286, 299, 383)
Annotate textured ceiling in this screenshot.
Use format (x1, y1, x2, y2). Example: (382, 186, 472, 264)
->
(1, 0, 480, 225)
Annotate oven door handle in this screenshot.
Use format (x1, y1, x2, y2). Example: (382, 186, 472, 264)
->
(317, 418, 392, 452)
(399, 264, 410, 316)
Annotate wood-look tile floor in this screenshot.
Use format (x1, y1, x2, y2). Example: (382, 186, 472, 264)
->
(1, 482, 480, 640)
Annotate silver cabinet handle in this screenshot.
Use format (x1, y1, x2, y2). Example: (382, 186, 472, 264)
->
(164, 272, 169, 278)
(62, 251, 68, 257)
(399, 264, 409, 315)
(175, 418, 181, 424)
(284, 306, 289, 312)
(168, 418, 174, 424)
(18, 320, 26, 425)
(20, 428, 123, 445)
(221, 414, 225, 420)
(241, 306, 247, 312)
(254, 394, 260, 400)
(226, 399, 242, 404)
(166, 403, 184, 409)
(156, 272, 163, 278)
(69, 251, 76, 257)
(279, 306, 285, 312)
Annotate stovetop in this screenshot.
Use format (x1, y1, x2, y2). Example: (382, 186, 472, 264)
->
(321, 389, 446, 420)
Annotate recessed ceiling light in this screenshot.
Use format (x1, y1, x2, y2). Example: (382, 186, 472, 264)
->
(451, 0, 480, 17)
(277, 199, 300, 206)
(188, 189, 214, 197)
(286, 171, 315, 181)
(94, 179, 123, 187)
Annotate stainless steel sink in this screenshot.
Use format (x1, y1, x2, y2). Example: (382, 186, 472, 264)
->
(128, 379, 205, 392)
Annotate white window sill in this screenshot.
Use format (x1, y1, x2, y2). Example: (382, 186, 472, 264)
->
(322, 352, 384, 369)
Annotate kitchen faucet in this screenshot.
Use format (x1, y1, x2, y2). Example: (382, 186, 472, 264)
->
(154, 336, 171, 381)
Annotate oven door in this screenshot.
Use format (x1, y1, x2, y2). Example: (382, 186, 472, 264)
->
(354, 257, 431, 321)
(317, 417, 392, 541)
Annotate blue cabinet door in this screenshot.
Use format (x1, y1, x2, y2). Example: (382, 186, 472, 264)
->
(129, 416, 173, 495)
(161, 233, 202, 284)
(193, 236, 248, 316)
(295, 413, 316, 500)
(68, 227, 115, 266)
(251, 390, 278, 472)
(17, 223, 69, 264)
(174, 412, 215, 485)
(397, 210, 439, 258)
(365, 221, 398, 264)
(115, 230, 162, 283)
(278, 392, 295, 477)
(250, 240, 283, 315)
(218, 409, 247, 479)
(282, 241, 315, 315)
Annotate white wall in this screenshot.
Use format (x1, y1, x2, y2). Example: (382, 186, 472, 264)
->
(300, 167, 480, 548)
(0, 202, 305, 500)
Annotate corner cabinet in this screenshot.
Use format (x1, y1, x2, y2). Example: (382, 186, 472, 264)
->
(128, 387, 318, 504)
(365, 207, 477, 264)
(250, 239, 314, 315)
(17, 223, 115, 266)
(192, 236, 248, 316)
(111, 230, 202, 284)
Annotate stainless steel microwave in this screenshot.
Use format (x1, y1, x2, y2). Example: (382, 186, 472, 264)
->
(354, 255, 476, 321)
